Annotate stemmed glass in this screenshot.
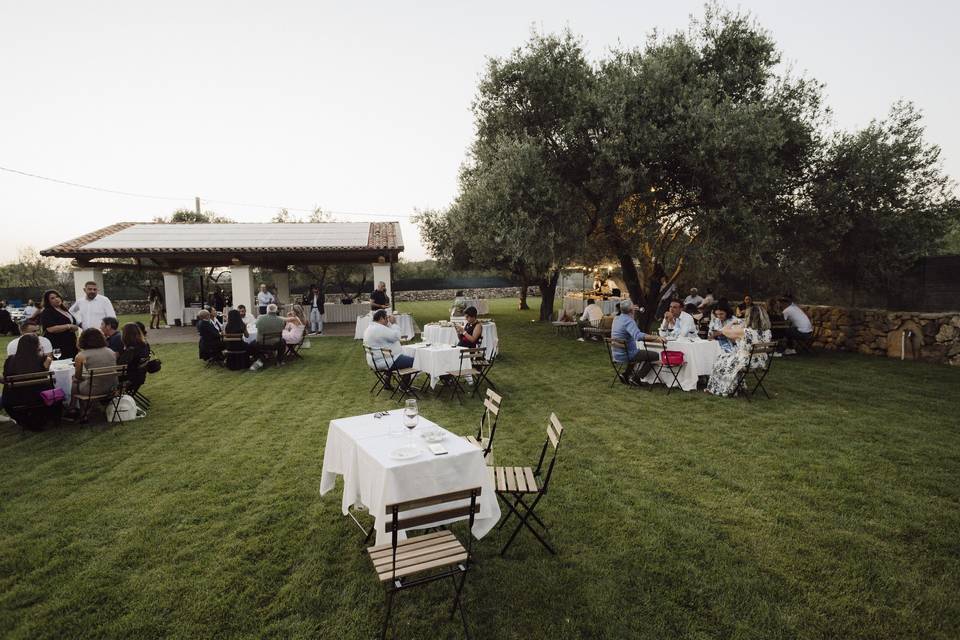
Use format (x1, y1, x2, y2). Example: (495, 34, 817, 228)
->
(403, 399, 419, 447)
(52, 348, 62, 360)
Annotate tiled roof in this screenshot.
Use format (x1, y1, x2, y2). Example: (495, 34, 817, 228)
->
(41, 221, 404, 256)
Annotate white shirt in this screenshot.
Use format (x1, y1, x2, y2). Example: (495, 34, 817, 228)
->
(68, 295, 116, 330)
(659, 311, 698, 340)
(699, 294, 714, 308)
(22, 305, 37, 319)
(580, 303, 604, 324)
(7, 334, 53, 357)
(782, 303, 813, 333)
(256, 291, 275, 306)
(684, 295, 704, 307)
(363, 321, 403, 369)
(240, 313, 256, 326)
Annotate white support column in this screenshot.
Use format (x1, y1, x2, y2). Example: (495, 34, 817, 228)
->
(231, 265, 256, 316)
(72, 267, 104, 304)
(273, 270, 290, 307)
(372, 261, 393, 308)
(162, 272, 185, 327)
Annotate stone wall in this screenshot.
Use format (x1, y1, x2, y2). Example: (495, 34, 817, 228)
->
(114, 300, 150, 315)
(801, 305, 960, 366)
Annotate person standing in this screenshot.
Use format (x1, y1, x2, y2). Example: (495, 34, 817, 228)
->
(148, 287, 164, 330)
(304, 284, 325, 335)
(370, 281, 390, 312)
(69, 281, 116, 331)
(256, 284, 275, 316)
(39, 289, 80, 360)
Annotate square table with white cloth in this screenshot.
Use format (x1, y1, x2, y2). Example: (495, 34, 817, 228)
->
(637, 337, 722, 391)
(423, 322, 499, 358)
(354, 312, 418, 341)
(50, 359, 75, 403)
(401, 343, 467, 388)
(319, 410, 500, 545)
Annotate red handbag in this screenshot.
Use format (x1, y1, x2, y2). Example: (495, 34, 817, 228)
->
(39, 388, 66, 406)
(660, 350, 685, 366)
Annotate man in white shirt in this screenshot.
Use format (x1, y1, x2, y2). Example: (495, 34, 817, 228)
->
(21, 299, 38, 321)
(68, 282, 117, 330)
(683, 287, 704, 308)
(698, 290, 715, 313)
(576, 298, 605, 341)
(6, 321, 53, 357)
(256, 284, 276, 316)
(780, 297, 813, 355)
(237, 305, 256, 326)
(659, 300, 698, 340)
(362, 310, 414, 390)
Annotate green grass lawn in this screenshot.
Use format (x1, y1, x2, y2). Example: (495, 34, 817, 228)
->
(1, 299, 958, 639)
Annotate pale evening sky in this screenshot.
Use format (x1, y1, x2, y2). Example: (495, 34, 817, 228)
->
(1, 1, 957, 264)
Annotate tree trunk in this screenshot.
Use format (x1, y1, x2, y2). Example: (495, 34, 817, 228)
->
(518, 278, 530, 310)
(537, 270, 560, 321)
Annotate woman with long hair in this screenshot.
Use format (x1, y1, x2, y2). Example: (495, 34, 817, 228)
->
(117, 323, 150, 392)
(65, 328, 118, 417)
(282, 304, 306, 345)
(148, 287, 163, 330)
(223, 309, 252, 369)
(38, 289, 80, 360)
(2, 334, 56, 429)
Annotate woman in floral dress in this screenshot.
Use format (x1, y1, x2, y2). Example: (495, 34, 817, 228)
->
(706, 306, 773, 397)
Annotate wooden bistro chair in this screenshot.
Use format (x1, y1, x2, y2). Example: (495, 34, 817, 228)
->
(256, 332, 284, 367)
(74, 364, 128, 423)
(470, 345, 498, 398)
(285, 330, 306, 361)
(463, 389, 501, 464)
(379, 347, 424, 404)
(363, 346, 392, 398)
(443, 348, 485, 404)
(367, 487, 483, 640)
(222, 333, 248, 368)
(734, 341, 777, 401)
(1, 370, 59, 428)
(490, 413, 564, 557)
(604, 338, 630, 388)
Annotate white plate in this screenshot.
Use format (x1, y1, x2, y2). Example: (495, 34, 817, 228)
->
(389, 446, 422, 460)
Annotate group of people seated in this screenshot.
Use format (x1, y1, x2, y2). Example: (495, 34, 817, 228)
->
(197, 303, 307, 370)
(2, 309, 152, 428)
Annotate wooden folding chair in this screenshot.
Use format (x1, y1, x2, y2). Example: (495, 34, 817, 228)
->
(380, 347, 424, 404)
(734, 341, 777, 401)
(443, 348, 484, 404)
(364, 346, 392, 397)
(367, 487, 482, 640)
(463, 389, 501, 464)
(285, 330, 306, 360)
(604, 338, 630, 387)
(221, 333, 248, 368)
(470, 346, 498, 398)
(490, 413, 564, 556)
(256, 332, 284, 367)
(1, 371, 59, 428)
(74, 364, 126, 423)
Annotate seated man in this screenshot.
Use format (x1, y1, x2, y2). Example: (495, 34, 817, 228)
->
(253, 303, 286, 366)
(659, 300, 698, 340)
(196, 310, 223, 361)
(611, 300, 665, 382)
(101, 317, 123, 353)
(684, 287, 704, 309)
(780, 296, 813, 354)
(237, 305, 256, 326)
(6, 320, 53, 357)
(577, 298, 604, 341)
(363, 309, 413, 390)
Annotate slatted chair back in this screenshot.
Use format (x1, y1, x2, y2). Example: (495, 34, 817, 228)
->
(382, 487, 482, 579)
(535, 413, 564, 494)
(475, 389, 502, 458)
(257, 331, 283, 363)
(222, 333, 246, 355)
(363, 345, 391, 396)
(2, 370, 55, 391)
(76, 364, 126, 400)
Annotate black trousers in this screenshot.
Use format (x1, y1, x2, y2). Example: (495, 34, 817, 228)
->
(623, 350, 660, 381)
(786, 327, 813, 348)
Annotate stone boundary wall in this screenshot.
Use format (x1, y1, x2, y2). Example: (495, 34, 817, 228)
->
(800, 304, 960, 366)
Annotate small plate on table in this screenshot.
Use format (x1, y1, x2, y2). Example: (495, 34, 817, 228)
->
(389, 445, 422, 460)
(420, 429, 446, 443)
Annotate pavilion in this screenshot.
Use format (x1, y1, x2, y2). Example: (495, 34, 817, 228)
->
(40, 221, 403, 323)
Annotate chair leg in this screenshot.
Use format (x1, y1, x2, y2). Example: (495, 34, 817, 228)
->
(449, 571, 470, 639)
(501, 493, 554, 556)
(380, 589, 396, 640)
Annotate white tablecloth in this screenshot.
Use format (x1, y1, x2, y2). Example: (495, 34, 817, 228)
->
(423, 322, 499, 358)
(244, 326, 258, 344)
(50, 360, 74, 403)
(323, 303, 369, 324)
(638, 338, 722, 391)
(563, 295, 620, 316)
(320, 410, 500, 545)
(355, 313, 418, 341)
(402, 344, 466, 388)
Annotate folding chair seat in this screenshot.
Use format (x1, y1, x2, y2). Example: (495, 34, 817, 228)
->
(463, 389, 501, 464)
(379, 348, 424, 404)
(734, 341, 777, 401)
(367, 487, 482, 639)
(470, 345, 498, 397)
(491, 413, 564, 557)
(285, 331, 306, 360)
(222, 333, 249, 371)
(443, 348, 484, 404)
(74, 364, 127, 423)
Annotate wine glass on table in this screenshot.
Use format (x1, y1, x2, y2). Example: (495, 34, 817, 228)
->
(52, 348, 62, 361)
(403, 399, 419, 446)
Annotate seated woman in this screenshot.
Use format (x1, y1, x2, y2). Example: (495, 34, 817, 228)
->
(708, 304, 735, 353)
(2, 334, 57, 429)
(117, 323, 150, 393)
(706, 306, 773, 397)
(65, 328, 119, 418)
(222, 309, 252, 370)
(282, 305, 306, 345)
(456, 306, 483, 349)
(196, 310, 223, 362)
